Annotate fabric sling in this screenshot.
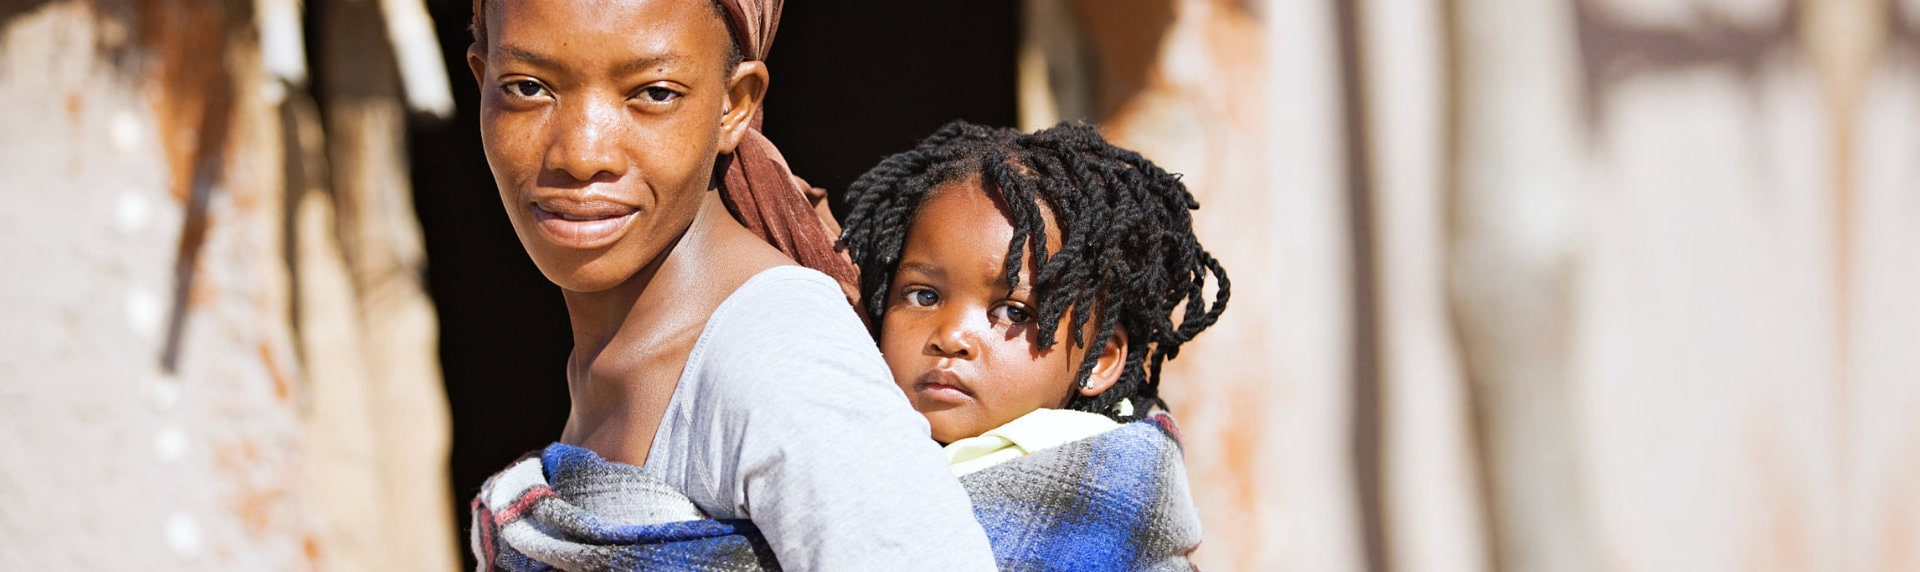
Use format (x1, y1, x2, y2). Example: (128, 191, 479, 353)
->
(471, 445, 779, 571)
(471, 413, 1202, 571)
(959, 412, 1203, 572)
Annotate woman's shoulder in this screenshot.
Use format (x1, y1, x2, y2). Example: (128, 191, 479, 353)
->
(721, 265, 844, 304)
(707, 266, 860, 333)
(685, 265, 888, 387)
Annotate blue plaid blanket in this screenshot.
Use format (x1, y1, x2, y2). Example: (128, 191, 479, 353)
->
(471, 413, 1200, 571)
(470, 445, 778, 571)
(961, 412, 1202, 571)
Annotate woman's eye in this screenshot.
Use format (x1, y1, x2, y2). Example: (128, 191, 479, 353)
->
(639, 86, 679, 103)
(506, 80, 546, 98)
(906, 289, 938, 307)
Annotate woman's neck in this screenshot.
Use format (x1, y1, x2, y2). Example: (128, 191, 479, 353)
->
(550, 190, 790, 464)
(558, 192, 729, 385)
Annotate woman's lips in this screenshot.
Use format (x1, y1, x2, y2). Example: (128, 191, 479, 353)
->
(531, 198, 638, 248)
(915, 369, 973, 405)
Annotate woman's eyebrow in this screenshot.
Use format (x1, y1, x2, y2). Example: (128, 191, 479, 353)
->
(490, 45, 688, 76)
(493, 44, 559, 70)
(611, 54, 690, 77)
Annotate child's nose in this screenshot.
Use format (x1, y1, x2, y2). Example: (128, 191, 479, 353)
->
(927, 313, 977, 359)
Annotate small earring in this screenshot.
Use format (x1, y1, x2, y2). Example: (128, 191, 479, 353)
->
(1080, 377, 1095, 390)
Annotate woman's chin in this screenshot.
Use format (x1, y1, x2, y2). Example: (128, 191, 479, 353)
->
(549, 275, 625, 294)
(532, 255, 641, 294)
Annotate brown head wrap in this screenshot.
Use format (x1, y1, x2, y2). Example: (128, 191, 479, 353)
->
(712, 0, 864, 313)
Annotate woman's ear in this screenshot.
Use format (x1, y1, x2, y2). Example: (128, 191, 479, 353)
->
(466, 44, 487, 91)
(717, 61, 769, 155)
(1078, 328, 1129, 397)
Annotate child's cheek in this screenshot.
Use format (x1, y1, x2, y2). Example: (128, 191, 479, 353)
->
(877, 324, 918, 393)
(924, 413, 970, 446)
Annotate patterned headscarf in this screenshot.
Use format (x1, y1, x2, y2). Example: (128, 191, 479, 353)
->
(712, 0, 864, 314)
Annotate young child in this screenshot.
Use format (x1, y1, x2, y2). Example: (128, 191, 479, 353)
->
(841, 120, 1230, 569)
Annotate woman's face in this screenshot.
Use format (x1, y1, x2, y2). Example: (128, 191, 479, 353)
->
(879, 179, 1089, 444)
(469, 0, 747, 293)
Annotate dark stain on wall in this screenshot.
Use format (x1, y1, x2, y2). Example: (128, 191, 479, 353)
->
(1890, 1, 1920, 66)
(1331, 0, 1393, 570)
(1573, 0, 1799, 129)
(125, 0, 242, 372)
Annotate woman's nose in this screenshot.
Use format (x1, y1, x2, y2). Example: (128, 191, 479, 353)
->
(545, 97, 625, 183)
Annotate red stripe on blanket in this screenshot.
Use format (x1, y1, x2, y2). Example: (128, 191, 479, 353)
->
(474, 498, 499, 570)
(497, 486, 557, 524)
(1148, 411, 1186, 447)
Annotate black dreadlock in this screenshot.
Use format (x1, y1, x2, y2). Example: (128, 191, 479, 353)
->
(840, 120, 1230, 422)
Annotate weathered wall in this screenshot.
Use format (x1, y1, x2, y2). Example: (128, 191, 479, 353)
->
(1453, 1, 1920, 570)
(0, 0, 455, 569)
(1023, 0, 1920, 570)
(0, 1, 311, 567)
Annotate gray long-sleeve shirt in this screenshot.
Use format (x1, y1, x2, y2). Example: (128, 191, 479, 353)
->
(636, 265, 997, 571)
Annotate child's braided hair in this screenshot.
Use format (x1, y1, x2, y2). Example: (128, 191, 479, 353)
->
(840, 120, 1229, 421)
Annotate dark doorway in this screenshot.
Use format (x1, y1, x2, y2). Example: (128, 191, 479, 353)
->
(407, 2, 1018, 567)
(760, 3, 1022, 211)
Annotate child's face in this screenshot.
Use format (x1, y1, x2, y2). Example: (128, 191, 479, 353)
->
(468, 0, 751, 293)
(880, 179, 1089, 444)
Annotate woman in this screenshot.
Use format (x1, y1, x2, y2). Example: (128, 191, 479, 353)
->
(463, 1, 996, 570)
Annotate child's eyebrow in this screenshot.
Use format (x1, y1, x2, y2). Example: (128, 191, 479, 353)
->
(898, 262, 943, 278)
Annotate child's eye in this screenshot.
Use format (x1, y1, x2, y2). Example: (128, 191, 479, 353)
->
(504, 80, 548, 99)
(637, 86, 680, 103)
(904, 288, 939, 307)
(995, 304, 1032, 325)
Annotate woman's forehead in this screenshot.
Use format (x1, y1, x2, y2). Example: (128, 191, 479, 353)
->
(485, 0, 732, 60)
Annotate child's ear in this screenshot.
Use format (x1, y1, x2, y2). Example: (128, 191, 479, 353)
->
(717, 61, 769, 155)
(1078, 328, 1129, 397)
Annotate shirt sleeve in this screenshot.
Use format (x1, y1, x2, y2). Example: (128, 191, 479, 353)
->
(696, 269, 998, 572)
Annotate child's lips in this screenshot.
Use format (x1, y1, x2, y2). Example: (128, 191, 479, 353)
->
(915, 369, 973, 405)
